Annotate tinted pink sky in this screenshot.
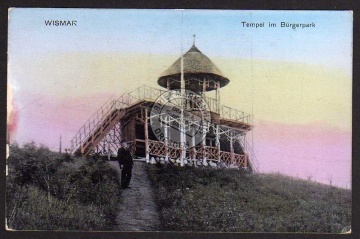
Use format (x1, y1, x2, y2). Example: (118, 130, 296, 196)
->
(254, 120, 351, 188)
(9, 91, 351, 189)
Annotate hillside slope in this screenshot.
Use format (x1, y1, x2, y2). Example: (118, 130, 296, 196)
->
(146, 164, 351, 232)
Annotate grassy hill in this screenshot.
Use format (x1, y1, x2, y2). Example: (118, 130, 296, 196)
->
(146, 164, 351, 232)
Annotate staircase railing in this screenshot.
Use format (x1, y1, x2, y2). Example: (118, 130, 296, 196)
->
(70, 93, 127, 153)
(70, 86, 163, 154)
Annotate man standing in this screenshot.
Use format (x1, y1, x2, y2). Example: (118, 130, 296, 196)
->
(117, 140, 134, 189)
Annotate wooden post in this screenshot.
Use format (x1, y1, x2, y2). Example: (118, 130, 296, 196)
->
(144, 107, 149, 161)
(167, 79, 171, 90)
(180, 125, 186, 166)
(230, 135, 234, 165)
(244, 153, 248, 168)
(192, 127, 196, 160)
(202, 122, 207, 163)
(216, 125, 220, 161)
(216, 82, 220, 114)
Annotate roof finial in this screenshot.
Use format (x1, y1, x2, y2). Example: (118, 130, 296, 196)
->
(193, 34, 196, 46)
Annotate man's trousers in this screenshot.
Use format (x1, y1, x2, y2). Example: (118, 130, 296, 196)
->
(121, 166, 132, 188)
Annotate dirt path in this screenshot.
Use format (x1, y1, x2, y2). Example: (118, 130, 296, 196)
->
(107, 160, 160, 231)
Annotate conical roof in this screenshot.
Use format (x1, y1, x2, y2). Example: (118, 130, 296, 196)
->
(157, 44, 230, 91)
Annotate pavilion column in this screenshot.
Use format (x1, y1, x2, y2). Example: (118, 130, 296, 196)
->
(244, 153, 248, 168)
(216, 124, 220, 161)
(167, 79, 170, 89)
(180, 124, 186, 166)
(203, 79, 206, 93)
(190, 126, 197, 167)
(144, 107, 149, 161)
(216, 82, 221, 114)
(230, 135, 234, 164)
(129, 119, 135, 155)
(202, 122, 207, 163)
(236, 135, 247, 168)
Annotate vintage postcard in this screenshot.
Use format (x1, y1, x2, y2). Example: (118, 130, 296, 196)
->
(7, 9, 352, 232)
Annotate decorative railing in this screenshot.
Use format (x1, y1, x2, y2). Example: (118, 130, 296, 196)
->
(126, 85, 165, 105)
(147, 140, 247, 167)
(221, 105, 251, 124)
(195, 145, 219, 160)
(233, 153, 246, 166)
(203, 97, 219, 114)
(220, 151, 232, 164)
(71, 85, 252, 155)
(148, 140, 167, 157)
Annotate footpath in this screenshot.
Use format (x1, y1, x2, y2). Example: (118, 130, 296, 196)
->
(108, 160, 160, 231)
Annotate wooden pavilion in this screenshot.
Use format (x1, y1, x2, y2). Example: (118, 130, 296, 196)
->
(70, 42, 258, 171)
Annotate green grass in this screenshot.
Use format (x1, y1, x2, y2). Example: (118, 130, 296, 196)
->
(146, 164, 351, 232)
(7, 185, 108, 230)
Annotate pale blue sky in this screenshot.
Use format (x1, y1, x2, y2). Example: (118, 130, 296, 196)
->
(9, 9, 352, 71)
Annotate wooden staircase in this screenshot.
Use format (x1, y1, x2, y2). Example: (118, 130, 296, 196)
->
(73, 108, 125, 156)
(70, 93, 130, 157)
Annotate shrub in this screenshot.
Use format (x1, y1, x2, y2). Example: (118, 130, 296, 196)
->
(6, 143, 121, 230)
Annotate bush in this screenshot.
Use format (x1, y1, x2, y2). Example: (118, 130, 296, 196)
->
(57, 158, 121, 224)
(6, 143, 121, 230)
